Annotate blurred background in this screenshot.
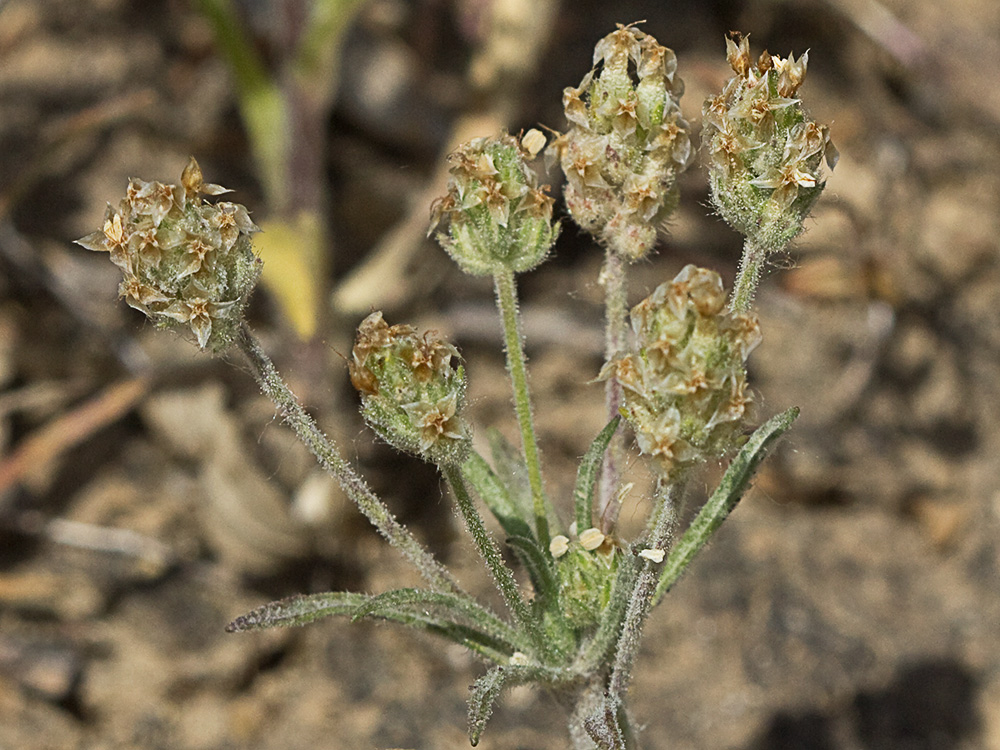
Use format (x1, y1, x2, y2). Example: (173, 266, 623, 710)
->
(1, 0, 999, 747)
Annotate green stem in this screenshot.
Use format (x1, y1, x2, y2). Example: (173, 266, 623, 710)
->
(729, 237, 768, 313)
(236, 322, 459, 594)
(193, 0, 289, 211)
(597, 248, 628, 533)
(607, 480, 684, 704)
(442, 464, 546, 656)
(493, 269, 549, 548)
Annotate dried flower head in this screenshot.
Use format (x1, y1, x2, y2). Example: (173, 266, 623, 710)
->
(602, 265, 762, 478)
(702, 33, 838, 252)
(549, 23, 693, 260)
(76, 157, 260, 351)
(350, 312, 470, 467)
(430, 132, 558, 276)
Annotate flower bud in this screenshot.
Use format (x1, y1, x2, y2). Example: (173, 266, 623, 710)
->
(601, 265, 762, 478)
(556, 539, 618, 630)
(430, 132, 558, 276)
(76, 157, 260, 351)
(702, 33, 838, 251)
(350, 312, 471, 467)
(549, 24, 693, 260)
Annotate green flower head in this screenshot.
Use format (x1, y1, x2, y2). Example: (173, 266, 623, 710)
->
(350, 312, 471, 467)
(431, 132, 559, 276)
(602, 265, 762, 478)
(702, 33, 838, 251)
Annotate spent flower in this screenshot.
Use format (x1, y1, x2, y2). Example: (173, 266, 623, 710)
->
(76, 157, 260, 351)
(549, 23, 693, 260)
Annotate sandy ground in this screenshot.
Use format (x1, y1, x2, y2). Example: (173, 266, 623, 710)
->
(2, 0, 1000, 748)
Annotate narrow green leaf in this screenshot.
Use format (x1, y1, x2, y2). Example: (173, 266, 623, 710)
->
(226, 591, 368, 632)
(573, 417, 621, 532)
(468, 663, 572, 745)
(227, 590, 516, 662)
(468, 665, 508, 746)
(351, 588, 524, 650)
(653, 407, 799, 605)
(376, 611, 516, 664)
(487, 428, 534, 522)
(462, 451, 534, 541)
(504, 535, 559, 606)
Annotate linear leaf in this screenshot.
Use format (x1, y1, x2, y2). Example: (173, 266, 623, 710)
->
(228, 591, 515, 662)
(468, 665, 507, 746)
(487, 428, 534, 522)
(573, 417, 621, 532)
(376, 611, 516, 663)
(468, 663, 571, 745)
(351, 588, 524, 650)
(226, 591, 368, 632)
(504, 535, 559, 604)
(461, 451, 535, 542)
(653, 407, 799, 604)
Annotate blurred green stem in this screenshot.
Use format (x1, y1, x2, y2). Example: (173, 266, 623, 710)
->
(193, 0, 363, 213)
(192, 0, 289, 210)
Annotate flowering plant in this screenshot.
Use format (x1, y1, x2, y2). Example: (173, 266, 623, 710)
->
(78, 25, 833, 749)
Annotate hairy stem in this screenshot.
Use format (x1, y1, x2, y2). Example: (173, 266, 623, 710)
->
(566, 679, 640, 750)
(729, 237, 768, 313)
(236, 322, 459, 594)
(493, 269, 549, 548)
(597, 248, 628, 533)
(443, 464, 546, 655)
(608, 480, 684, 703)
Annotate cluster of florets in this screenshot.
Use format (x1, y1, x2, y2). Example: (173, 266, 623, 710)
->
(430, 131, 558, 276)
(702, 33, 838, 250)
(603, 265, 762, 478)
(76, 158, 260, 351)
(548, 23, 693, 261)
(350, 312, 470, 467)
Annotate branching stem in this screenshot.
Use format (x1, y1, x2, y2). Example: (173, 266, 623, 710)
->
(236, 322, 459, 594)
